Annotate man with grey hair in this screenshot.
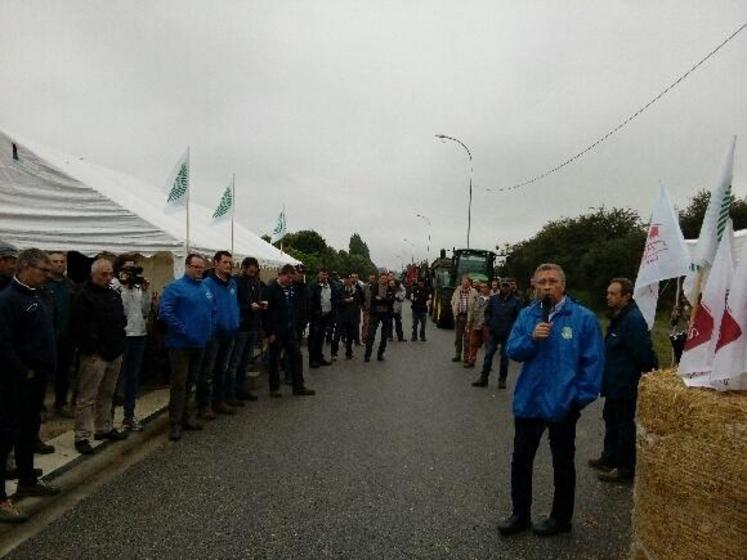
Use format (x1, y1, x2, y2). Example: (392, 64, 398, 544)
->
(71, 258, 128, 455)
(0, 241, 18, 292)
(499, 263, 604, 537)
(0, 249, 60, 522)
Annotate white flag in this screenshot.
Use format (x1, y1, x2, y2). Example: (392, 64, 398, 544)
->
(633, 184, 691, 329)
(711, 228, 747, 390)
(683, 136, 736, 305)
(211, 184, 234, 223)
(165, 147, 190, 208)
(271, 208, 286, 244)
(678, 220, 735, 388)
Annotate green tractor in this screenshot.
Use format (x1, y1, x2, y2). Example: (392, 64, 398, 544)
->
(429, 248, 496, 328)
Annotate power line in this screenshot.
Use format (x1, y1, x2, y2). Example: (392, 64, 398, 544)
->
(486, 21, 747, 194)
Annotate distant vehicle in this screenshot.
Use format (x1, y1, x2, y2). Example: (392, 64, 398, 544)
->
(429, 248, 496, 328)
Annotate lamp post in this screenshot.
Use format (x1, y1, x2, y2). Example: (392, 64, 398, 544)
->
(435, 134, 472, 248)
(415, 213, 431, 262)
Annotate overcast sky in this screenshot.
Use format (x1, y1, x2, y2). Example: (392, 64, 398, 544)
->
(1, 1, 746, 269)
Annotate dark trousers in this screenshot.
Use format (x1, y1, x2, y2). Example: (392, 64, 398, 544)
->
(481, 333, 509, 380)
(332, 319, 355, 358)
(0, 375, 47, 498)
(411, 309, 427, 340)
(53, 334, 74, 409)
(352, 308, 361, 344)
(365, 312, 390, 359)
(268, 332, 304, 391)
(511, 409, 580, 524)
(167, 348, 203, 427)
(197, 335, 235, 409)
(228, 329, 258, 398)
(389, 312, 404, 341)
(308, 313, 333, 364)
(601, 397, 636, 476)
(118, 336, 147, 419)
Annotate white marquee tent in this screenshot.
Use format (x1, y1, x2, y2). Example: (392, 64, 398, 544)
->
(0, 129, 298, 284)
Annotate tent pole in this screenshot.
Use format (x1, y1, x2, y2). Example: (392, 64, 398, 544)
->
(231, 173, 235, 255)
(185, 146, 191, 255)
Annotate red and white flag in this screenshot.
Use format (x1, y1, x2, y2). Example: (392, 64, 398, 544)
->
(711, 230, 747, 390)
(633, 184, 691, 329)
(678, 221, 735, 388)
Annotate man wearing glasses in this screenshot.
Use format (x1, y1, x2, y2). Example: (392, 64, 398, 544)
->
(159, 254, 216, 441)
(0, 249, 60, 523)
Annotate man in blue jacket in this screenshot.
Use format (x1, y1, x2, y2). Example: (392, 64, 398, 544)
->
(590, 278, 657, 483)
(499, 263, 604, 537)
(197, 251, 240, 418)
(159, 254, 215, 441)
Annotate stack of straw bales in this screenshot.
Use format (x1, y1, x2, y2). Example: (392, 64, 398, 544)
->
(631, 369, 747, 559)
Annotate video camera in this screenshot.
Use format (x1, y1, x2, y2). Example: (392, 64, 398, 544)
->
(119, 265, 146, 287)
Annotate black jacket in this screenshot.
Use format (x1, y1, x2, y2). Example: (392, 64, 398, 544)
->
(367, 283, 395, 315)
(263, 280, 300, 338)
(308, 281, 340, 319)
(235, 274, 262, 332)
(410, 284, 431, 313)
(73, 281, 127, 361)
(337, 284, 362, 323)
(485, 293, 521, 338)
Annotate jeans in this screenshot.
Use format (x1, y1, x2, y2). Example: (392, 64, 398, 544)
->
(227, 330, 258, 398)
(411, 309, 427, 340)
(118, 336, 147, 419)
(365, 312, 390, 359)
(511, 409, 580, 524)
(389, 312, 404, 341)
(481, 333, 509, 380)
(601, 397, 637, 476)
(197, 335, 235, 409)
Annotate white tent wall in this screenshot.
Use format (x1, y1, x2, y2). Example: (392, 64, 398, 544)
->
(0, 129, 298, 272)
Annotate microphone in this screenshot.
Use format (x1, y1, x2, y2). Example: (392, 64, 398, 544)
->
(541, 295, 552, 323)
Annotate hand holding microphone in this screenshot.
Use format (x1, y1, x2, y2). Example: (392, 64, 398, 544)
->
(533, 295, 553, 341)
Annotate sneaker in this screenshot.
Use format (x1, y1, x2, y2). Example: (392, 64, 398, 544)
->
(94, 429, 128, 441)
(123, 417, 144, 432)
(75, 439, 94, 455)
(0, 500, 29, 523)
(213, 402, 237, 415)
(15, 481, 61, 498)
(34, 439, 55, 455)
(198, 408, 217, 420)
(292, 387, 316, 396)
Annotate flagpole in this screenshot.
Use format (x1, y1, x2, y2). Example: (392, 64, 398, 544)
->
(231, 173, 235, 255)
(186, 146, 191, 254)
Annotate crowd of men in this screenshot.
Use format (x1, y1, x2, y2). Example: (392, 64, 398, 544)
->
(0, 243, 431, 523)
(1, 243, 660, 539)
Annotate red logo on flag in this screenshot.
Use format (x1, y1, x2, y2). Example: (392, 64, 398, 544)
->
(684, 305, 714, 350)
(715, 309, 742, 351)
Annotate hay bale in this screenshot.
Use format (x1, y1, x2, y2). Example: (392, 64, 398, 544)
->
(631, 369, 747, 560)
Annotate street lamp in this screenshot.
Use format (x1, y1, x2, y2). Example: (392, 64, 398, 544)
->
(435, 134, 473, 249)
(415, 213, 431, 262)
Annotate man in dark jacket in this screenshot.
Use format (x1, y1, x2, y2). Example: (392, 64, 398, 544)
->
(364, 273, 395, 362)
(263, 265, 315, 397)
(332, 274, 362, 360)
(473, 280, 521, 389)
(410, 278, 430, 342)
(0, 249, 60, 522)
(307, 268, 337, 368)
(72, 258, 128, 454)
(590, 278, 657, 483)
(227, 257, 261, 403)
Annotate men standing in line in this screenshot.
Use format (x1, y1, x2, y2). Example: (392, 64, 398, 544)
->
(473, 279, 521, 389)
(332, 274, 361, 360)
(364, 272, 394, 362)
(228, 257, 262, 403)
(0, 249, 60, 523)
(499, 263, 604, 537)
(45, 251, 77, 417)
(159, 254, 215, 441)
(410, 277, 430, 342)
(263, 265, 315, 397)
(589, 278, 657, 483)
(307, 268, 335, 368)
(450, 275, 477, 364)
(72, 259, 128, 454)
(198, 251, 240, 418)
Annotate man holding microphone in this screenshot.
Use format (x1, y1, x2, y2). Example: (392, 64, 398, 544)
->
(499, 263, 604, 537)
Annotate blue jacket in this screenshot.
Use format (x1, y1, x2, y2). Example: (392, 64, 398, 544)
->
(602, 301, 658, 399)
(485, 293, 522, 338)
(202, 271, 240, 338)
(159, 275, 215, 348)
(506, 297, 605, 421)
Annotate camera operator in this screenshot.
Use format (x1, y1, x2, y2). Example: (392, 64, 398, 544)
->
(111, 254, 152, 432)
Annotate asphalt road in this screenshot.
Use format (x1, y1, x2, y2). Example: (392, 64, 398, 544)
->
(5, 315, 632, 560)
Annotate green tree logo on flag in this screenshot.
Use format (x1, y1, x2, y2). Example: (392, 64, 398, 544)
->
(212, 185, 233, 221)
(271, 208, 286, 243)
(165, 148, 190, 208)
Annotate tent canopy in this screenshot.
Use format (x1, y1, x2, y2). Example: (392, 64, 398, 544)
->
(0, 129, 298, 269)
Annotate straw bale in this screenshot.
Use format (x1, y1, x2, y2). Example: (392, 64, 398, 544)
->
(631, 369, 747, 560)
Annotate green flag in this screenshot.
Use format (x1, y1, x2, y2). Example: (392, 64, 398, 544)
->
(211, 184, 234, 222)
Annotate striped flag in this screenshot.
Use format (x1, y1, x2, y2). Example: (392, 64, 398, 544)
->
(683, 137, 736, 305)
(165, 148, 190, 208)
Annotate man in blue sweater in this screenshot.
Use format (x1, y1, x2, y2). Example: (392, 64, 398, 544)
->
(499, 263, 604, 537)
(159, 254, 215, 441)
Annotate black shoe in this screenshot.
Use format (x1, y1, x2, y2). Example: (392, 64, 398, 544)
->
(532, 517, 572, 536)
(377, 355, 384, 361)
(292, 387, 316, 396)
(237, 392, 259, 402)
(471, 377, 488, 387)
(498, 379, 507, 389)
(587, 458, 615, 472)
(34, 439, 55, 455)
(597, 468, 634, 483)
(364, 356, 371, 362)
(75, 439, 94, 455)
(94, 429, 128, 441)
(270, 391, 282, 398)
(15, 481, 61, 498)
(169, 425, 183, 441)
(498, 514, 530, 536)
(420, 337, 426, 342)
(4, 467, 43, 481)
(451, 356, 461, 362)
